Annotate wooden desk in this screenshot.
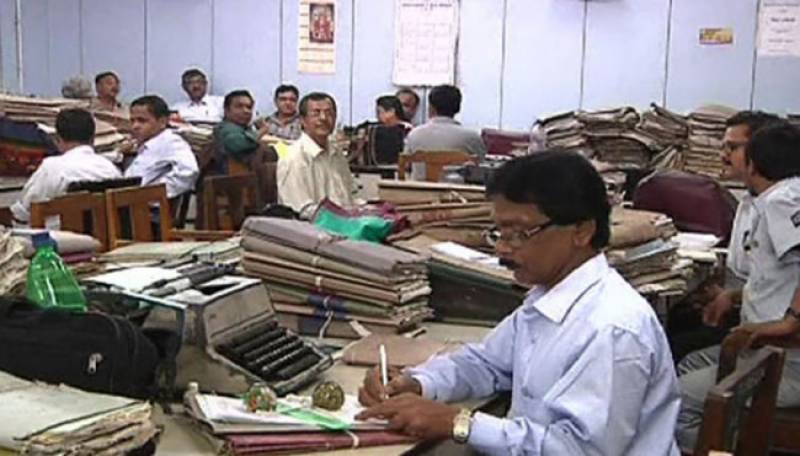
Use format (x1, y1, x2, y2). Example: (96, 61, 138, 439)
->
(351, 164, 397, 180)
(154, 323, 497, 456)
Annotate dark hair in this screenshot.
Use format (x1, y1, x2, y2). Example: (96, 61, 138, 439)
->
(395, 87, 419, 106)
(223, 90, 254, 110)
(726, 110, 782, 136)
(94, 71, 119, 85)
(299, 92, 337, 117)
(486, 150, 611, 249)
(428, 85, 461, 117)
(746, 121, 800, 181)
(130, 95, 170, 119)
(55, 108, 95, 143)
(376, 95, 408, 122)
(274, 84, 299, 100)
(181, 68, 207, 84)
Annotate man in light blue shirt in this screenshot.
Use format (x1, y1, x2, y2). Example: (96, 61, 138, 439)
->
(358, 151, 681, 455)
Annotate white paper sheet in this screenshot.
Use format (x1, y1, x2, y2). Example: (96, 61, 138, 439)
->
(392, 0, 459, 86)
(758, 1, 800, 56)
(84, 266, 181, 292)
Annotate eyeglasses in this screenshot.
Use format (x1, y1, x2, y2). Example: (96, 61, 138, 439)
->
(483, 221, 556, 248)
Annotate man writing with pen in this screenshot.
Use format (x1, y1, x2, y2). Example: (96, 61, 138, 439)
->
(356, 151, 682, 455)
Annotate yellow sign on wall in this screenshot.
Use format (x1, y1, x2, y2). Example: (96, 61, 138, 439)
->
(699, 28, 734, 45)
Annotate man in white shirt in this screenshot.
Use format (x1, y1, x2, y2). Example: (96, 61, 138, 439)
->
(11, 109, 121, 224)
(172, 68, 224, 124)
(277, 92, 357, 216)
(124, 95, 198, 199)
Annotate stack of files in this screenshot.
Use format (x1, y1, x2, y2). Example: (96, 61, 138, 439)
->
(99, 239, 241, 264)
(685, 105, 737, 179)
(609, 207, 677, 249)
(608, 238, 691, 297)
(91, 109, 131, 132)
(185, 391, 415, 455)
(0, 227, 27, 295)
(241, 217, 432, 338)
(173, 123, 215, 156)
(379, 180, 492, 250)
(0, 371, 158, 455)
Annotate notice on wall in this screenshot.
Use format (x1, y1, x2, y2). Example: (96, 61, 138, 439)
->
(699, 28, 734, 45)
(392, 0, 460, 87)
(298, 0, 336, 74)
(758, 1, 800, 57)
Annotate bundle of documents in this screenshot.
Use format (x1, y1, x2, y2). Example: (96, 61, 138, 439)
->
(185, 389, 414, 454)
(0, 227, 28, 294)
(173, 123, 215, 156)
(241, 217, 432, 338)
(684, 105, 737, 179)
(0, 371, 157, 455)
(379, 180, 492, 250)
(608, 238, 692, 296)
(609, 207, 677, 249)
(99, 239, 241, 264)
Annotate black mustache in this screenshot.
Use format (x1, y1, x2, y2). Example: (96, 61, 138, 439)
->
(499, 258, 520, 270)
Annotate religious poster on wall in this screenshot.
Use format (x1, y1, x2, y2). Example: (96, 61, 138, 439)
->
(758, 1, 800, 57)
(392, 0, 460, 86)
(298, 0, 336, 74)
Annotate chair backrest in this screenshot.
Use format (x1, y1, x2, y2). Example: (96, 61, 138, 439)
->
(105, 184, 172, 249)
(66, 176, 142, 194)
(30, 192, 109, 251)
(695, 346, 785, 456)
(202, 173, 259, 230)
(397, 150, 474, 182)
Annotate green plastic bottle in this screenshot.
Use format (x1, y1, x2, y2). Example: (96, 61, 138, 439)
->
(26, 232, 87, 312)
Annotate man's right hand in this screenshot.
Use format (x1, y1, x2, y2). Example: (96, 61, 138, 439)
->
(358, 366, 422, 407)
(703, 288, 738, 327)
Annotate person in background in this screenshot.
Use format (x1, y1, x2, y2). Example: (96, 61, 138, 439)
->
(11, 109, 121, 225)
(258, 84, 302, 141)
(124, 95, 198, 199)
(277, 92, 356, 216)
(214, 90, 275, 170)
(396, 87, 420, 125)
(60, 76, 93, 100)
(357, 151, 680, 454)
(350, 95, 412, 166)
(404, 85, 486, 160)
(669, 111, 781, 363)
(90, 71, 128, 115)
(172, 68, 224, 123)
(676, 122, 800, 451)
(376, 95, 412, 132)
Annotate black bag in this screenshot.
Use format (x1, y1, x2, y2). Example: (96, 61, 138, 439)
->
(0, 296, 161, 399)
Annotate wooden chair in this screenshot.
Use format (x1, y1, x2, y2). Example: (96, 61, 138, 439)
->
(105, 184, 231, 249)
(717, 331, 800, 454)
(694, 345, 785, 456)
(202, 173, 260, 231)
(397, 150, 474, 182)
(29, 192, 109, 251)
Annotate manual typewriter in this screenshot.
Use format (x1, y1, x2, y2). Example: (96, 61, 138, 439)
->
(84, 265, 333, 395)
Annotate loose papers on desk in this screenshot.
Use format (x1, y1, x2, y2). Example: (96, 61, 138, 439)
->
(241, 218, 432, 338)
(0, 371, 157, 455)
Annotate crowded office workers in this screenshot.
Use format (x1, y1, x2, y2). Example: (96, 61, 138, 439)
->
(676, 122, 800, 450)
(259, 84, 303, 141)
(11, 109, 121, 225)
(173, 68, 224, 123)
(277, 92, 357, 216)
(358, 151, 681, 455)
(124, 95, 198, 199)
(404, 84, 487, 160)
(90, 71, 128, 115)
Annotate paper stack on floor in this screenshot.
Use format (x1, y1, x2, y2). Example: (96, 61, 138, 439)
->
(379, 180, 492, 250)
(637, 103, 689, 170)
(685, 105, 737, 179)
(241, 217, 433, 338)
(0, 371, 157, 455)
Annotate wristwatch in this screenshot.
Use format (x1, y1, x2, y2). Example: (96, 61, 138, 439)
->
(452, 408, 473, 444)
(786, 307, 800, 320)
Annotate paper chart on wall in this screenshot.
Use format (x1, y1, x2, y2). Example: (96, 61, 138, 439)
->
(758, 1, 800, 57)
(392, 0, 460, 86)
(298, 0, 336, 74)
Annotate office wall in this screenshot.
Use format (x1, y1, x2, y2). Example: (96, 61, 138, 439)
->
(2, 0, 800, 130)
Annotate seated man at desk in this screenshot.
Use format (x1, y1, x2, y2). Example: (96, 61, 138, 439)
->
(404, 85, 486, 160)
(11, 109, 121, 224)
(173, 68, 224, 123)
(214, 90, 275, 172)
(89, 71, 128, 115)
(277, 92, 357, 216)
(258, 84, 302, 141)
(124, 95, 198, 199)
(358, 151, 680, 454)
(396, 87, 420, 125)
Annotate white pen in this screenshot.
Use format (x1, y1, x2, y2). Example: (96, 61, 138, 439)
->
(379, 344, 389, 393)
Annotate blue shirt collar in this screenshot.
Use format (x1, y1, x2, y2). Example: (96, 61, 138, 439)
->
(523, 253, 608, 324)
